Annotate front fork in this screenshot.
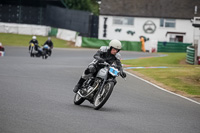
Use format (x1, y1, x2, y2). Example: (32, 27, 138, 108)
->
(96, 77, 116, 97)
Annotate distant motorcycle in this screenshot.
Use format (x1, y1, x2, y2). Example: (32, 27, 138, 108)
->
(74, 62, 125, 110)
(42, 44, 50, 59)
(43, 44, 52, 56)
(29, 43, 38, 57)
(29, 43, 45, 59)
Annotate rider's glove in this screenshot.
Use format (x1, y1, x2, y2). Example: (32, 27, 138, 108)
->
(120, 71, 126, 78)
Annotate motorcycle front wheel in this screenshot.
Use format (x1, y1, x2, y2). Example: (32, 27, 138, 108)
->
(30, 53, 34, 57)
(93, 82, 114, 110)
(74, 93, 85, 105)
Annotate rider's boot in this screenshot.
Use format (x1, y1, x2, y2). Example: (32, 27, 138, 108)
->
(73, 78, 86, 93)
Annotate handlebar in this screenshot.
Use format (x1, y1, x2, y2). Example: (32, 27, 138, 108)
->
(99, 61, 127, 79)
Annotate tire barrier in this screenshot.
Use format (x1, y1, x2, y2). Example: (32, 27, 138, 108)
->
(186, 46, 195, 65)
(157, 42, 192, 52)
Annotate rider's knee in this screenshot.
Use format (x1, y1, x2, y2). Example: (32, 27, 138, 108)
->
(86, 65, 96, 74)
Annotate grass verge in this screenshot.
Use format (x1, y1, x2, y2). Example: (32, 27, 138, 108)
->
(122, 53, 200, 100)
(0, 33, 74, 48)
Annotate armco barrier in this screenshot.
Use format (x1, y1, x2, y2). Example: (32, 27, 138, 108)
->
(82, 37, 141, 51)
(186, 46, 195, 65)
(157, 42, 192, 52)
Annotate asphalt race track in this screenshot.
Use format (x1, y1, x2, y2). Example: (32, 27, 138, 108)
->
(0, 46, 200, 133)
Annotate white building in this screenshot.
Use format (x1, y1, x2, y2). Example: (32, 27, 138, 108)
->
(98, 0, 200, 43)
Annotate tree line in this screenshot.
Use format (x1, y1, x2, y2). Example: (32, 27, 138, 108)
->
(64, 0, 99, 15)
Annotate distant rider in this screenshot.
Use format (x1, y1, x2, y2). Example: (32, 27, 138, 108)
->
(43, 37, 53, 56)
(0, 42, 5, 56)
(0, 42, 5, 52)
(29, 36, 39, 51)
(73, 39, 127, 93)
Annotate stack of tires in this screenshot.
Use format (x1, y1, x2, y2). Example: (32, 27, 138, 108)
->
(186, 46, 195, 65)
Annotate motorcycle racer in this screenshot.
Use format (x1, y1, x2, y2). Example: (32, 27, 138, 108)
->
(43, 37, 53, 56)
(29, 36, 39, 51)
(73, 39, 126, 93)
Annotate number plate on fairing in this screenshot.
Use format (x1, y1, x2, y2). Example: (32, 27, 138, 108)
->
(109, 67, 119, 76)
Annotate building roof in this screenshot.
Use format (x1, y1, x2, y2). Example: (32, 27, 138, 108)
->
(100, 0, 200, 19)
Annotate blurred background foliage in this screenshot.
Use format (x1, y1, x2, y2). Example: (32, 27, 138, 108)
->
(63, 0, 99, 15)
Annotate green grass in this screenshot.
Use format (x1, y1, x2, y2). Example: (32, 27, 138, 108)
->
(122, 53, 187, 67)
(0, 33, 72, 48)
(122, 53, 200, 96)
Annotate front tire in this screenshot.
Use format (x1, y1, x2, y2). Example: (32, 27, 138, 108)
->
(74, 93, 85, 105)
(93, 82, 114, 110)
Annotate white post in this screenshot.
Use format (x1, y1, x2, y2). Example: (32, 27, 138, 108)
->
(192, 17, 200, 64)
(198, 40, 200, 57)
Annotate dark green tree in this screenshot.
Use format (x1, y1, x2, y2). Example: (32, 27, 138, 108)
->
(63, 0, 99, 15)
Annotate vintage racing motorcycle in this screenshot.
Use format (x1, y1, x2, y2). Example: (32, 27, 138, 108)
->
(74, 62, 126, 110)
(29, 43, 50, 59)
(42, 44, 50, 59)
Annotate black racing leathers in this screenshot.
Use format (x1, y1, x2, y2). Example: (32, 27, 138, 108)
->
(29, 39, 38, 45)
(29, 39, 39, 51)
(43, 40, 53, 48)
(81, 46, 123, 80)
(93, 46, 122, 71)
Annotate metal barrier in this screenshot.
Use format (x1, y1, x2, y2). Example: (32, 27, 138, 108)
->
(81, 37, 141, 51)
(186, 46, 195, 64)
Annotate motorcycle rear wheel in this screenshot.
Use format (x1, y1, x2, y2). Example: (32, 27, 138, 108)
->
(93, 82, 114, 110)
(74, 93, 85, 105)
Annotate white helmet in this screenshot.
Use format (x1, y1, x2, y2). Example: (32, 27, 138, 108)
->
(0, 42, 2, 46)
(32, 36, 36, 40)
(109, 39, 122, 50)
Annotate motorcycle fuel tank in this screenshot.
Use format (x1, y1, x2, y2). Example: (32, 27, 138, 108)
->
(96, 67, 108, 79)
